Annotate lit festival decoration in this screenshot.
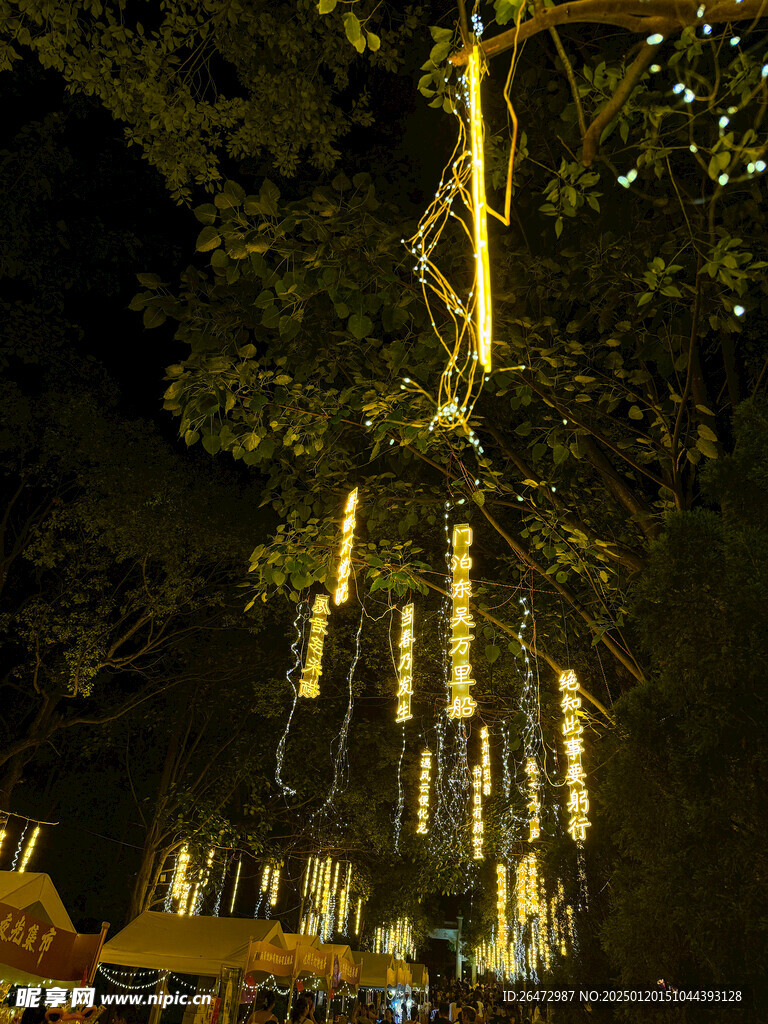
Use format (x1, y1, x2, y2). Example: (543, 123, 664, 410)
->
(559, 670, 590, 842)
(416, 749, 433, 834)
(229, 856, 242, 914)
(395, 603, 415, 723)
(481, 725, 491, 795)
(298, 593, 330, 698)
(471, 763, 483, 859)
(404, 48, 495, 431)
(526, 757, 541, 842)
(334, 488, 359, 605)
(18, 825, 39, 873)
(373, 917, 415, 960)
(467, 45, 492, 372)
(448, 524, 477, 718)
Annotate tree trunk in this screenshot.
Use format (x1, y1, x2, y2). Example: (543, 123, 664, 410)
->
(0, 694, 60, 809)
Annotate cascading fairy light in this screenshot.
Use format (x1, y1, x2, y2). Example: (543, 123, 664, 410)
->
(212, 857, 228, 916)
(335, 488, 359, 604)
(18, 826, 39, 873)
(449, 524, 477, 718)
(299, 594, 330, 698)
(171, 846, 190, 913)
(321, 856, 333, 938)
(276, 600, 309, 795)
(355, 898, 363, 936)
(10, 821, 28, 871)
(497, 862, 508, 949)
(471, 764, 484, 859)
(467, 45, 492, 372)
(481, 726, 491, 795)
(191, 847, 215, 916)
(559, 670, 590, 843)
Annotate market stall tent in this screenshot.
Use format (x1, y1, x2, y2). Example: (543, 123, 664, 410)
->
(409, 964, 429, 991)
(0, 872, 76, 930)
(100, 913, 285, 977)
(0, 872, 106, 987)
(355, 952, 395, 990)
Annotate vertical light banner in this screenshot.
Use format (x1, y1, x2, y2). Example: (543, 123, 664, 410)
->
(416, 749, 432, 834)
(355, 897, 363, 936)
(270, 865, 281, 907)
(496, 863, 507, 947)
(467, 47, 492, 371)
(471, 764, 484, 859)
(299, 593, 330, 698)
(229, 857, 242, 914)
(526, 757, 541, 841)
(449, 524, 477, 718)
(396, 603, 415, 723)
(334, 487, 359, 604)
(559, 670, 590, 842)
(481, 726, 491, 795)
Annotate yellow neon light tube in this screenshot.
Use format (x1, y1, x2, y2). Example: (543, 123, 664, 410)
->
(467, 47, 492, 371)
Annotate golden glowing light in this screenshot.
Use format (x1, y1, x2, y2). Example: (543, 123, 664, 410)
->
(229, 857, 242, 914)
(449, 524, 477, 718)
(496, 863, 507, 947)
(526, 757, 541, 842)
(18, 826, 39, 873)
(471, 763, 484, 859)
(355, 897, 362, 935)
(559, 670, 590, 842)
(467, 46, 492, 371)
(481, 725, 491, 795)
(270, 864, 281, 907)
(0, 813, 7, 862)
(395, 603, 415, 723)
(334, 488, 359, 604)
(172, 845, 190, 911)
(416, 748, 432, 834)
(299, 593, 330, 698)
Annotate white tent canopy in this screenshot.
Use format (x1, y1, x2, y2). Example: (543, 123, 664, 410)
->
(101, 912, 285, 978)
(0, 871, 76, 931)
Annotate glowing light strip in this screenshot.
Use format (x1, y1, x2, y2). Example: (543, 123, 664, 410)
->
(18, 826, 39, 873)
(497, 863, 507, 947)
(299, 593, 330, 698)
(334, 488, 358, 604)
(526, 757, 541, 842)
(229, 857, 242, 914)
(467, 47, 492, 371)
(355, 898, 362, 935)
(416, 748, 432, 834)
(481, 725, 491, 795)
(395, 603, 415, 722)
(270, 865, 281, 907)
(449, 524, 477, 718)
(471, 763, 483, 859)
(559, 670, 590, 842)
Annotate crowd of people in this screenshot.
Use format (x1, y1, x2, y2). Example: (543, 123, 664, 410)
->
(248, 981, 556, 1024)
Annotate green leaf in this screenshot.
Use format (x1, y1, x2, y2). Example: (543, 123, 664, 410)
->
(343, 12, 361, 43)
(696, 437, 719, 458)
(143, 306, 166, 329)
(628, 405, 643, 420)
(202, 434, 221, 455)
(272, 570, 286, 586)
(366, 31, 381, 51)
(348, 313, 373, 339)
(485, 644, 501, 664)
(196, 226, 222, 252)
(697, 423, 718, 442)
(318, 0, 336, 11)
(193, 203, 218, 225)
(136, 273, 163, 288)
(472, 490, 485, 507)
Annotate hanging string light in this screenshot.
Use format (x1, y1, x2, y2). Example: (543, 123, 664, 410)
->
(270, 864, 281, 908)
(355, 898, 363, 936)
(276, 600, 308, 796)
(10, 821, 28, 871)
(299, 594, 330, 698)
(334, 488, 359, 605)
(526, 757, 541, 842)
(18, 826, 40, 873)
